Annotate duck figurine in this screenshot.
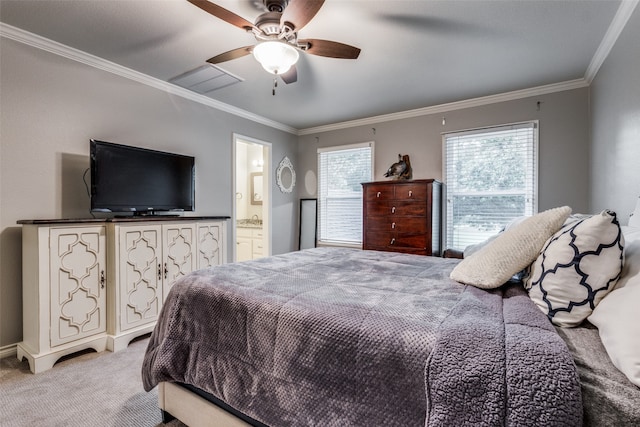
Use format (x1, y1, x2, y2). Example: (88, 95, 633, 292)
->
(384, 154, 412, 180)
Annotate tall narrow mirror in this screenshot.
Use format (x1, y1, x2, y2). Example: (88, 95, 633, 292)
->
(299, 199, 317, 250)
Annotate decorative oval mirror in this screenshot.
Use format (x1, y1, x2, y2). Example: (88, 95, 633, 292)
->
(276, 156, 296, 193)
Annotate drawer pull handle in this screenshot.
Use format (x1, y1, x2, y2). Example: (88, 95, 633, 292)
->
(409, 190, 413, 197)
(390, 238, 396, 245)
(391, 222, 396, 229)
(391, 206, 396, 214)
(377, 191, 381, 198)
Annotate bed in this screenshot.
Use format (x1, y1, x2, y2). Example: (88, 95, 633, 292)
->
(142, 209, 640, 427)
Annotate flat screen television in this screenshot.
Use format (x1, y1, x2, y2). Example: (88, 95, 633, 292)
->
(90, 139, 195, 215)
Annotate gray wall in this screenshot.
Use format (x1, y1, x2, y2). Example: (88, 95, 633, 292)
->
(2, 6, 636, 353)
(298, 88, 591, 214)
(590, 6, 640, 221)
(0, 38, 298, 348)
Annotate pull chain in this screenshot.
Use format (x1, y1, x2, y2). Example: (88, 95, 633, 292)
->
(272, 72, 278, 96)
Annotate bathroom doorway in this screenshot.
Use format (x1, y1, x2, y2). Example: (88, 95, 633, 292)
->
(233, 134, 271, 262)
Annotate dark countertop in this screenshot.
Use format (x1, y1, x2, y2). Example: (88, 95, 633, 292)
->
(236, 219, 263, 229)
(18, 216, 230, 225)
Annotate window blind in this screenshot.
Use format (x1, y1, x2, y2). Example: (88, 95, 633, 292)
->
(443, 122, 538, 250)
(317, 142, 373, 245)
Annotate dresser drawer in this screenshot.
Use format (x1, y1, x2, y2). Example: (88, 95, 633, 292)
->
(382, 246, 429, 255)
(364, 216, 390, 231)
(393, 183, 428, 201)
(391, 234, 427, 249)
(391, 217, 427, 233)
(364, 185, 395, 201)
(365, 231, 395, 248)
(366, 202, 392, 216)
(365, 216, 427, 233)
(366, 201, 427, 217)
(389, 201, 427, 216)
(365, 232, 427, 250)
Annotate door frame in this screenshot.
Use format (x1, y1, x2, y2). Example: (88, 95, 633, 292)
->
(232, 133, 272, 262)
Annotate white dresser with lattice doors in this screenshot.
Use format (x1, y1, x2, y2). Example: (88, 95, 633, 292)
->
(17, 217, 227, 373)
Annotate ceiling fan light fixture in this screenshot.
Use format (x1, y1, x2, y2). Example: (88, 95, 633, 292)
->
(253, 41, 299, 75)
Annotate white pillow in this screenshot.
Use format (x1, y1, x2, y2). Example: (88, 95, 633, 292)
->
(628, 197, 640, 227)
(588, 226, 640, 387)
(589, 275, 640, 387)
(450, 206, 571, 289)
(463, 216, 527, 258)
(525, 210, 624, 327)
(616, 226, 640, 289)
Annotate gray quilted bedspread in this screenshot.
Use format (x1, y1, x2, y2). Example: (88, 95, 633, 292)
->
(142, 248, 582, 426)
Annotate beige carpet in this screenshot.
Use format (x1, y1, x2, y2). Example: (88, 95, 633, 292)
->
(0, 335, 185, 427)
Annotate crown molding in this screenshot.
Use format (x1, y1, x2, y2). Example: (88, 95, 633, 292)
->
(0, 23, 298, 135)
(298, 79, 589, 135)
(585, 0, 639, 83)
(3, 0, 634, 139)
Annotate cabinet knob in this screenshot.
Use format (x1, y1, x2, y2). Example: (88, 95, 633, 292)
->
(408, 190, 413, 197)
(376, 191, 381, 198)
(390, 238, 396, 245)
(391, 222, 396, 229)
(391, 206, 396, 214)
(100, 270, 105, 289)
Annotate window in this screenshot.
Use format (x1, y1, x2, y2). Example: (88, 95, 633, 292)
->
(317, 142, 374, 245)
(443, 122, 538, 251)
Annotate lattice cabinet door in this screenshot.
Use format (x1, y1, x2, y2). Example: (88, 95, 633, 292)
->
(197, 222, 224, 268)
(49, 226, 107, 347)
(117, 225, 162, 333)
(162, 223, 196, 300)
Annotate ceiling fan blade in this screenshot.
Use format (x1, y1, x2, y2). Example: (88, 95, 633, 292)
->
(280, 0, 324, 31)
(206, 46, 254, 64)
(299, 39, 361, 59)
(280, 65, 298, 84)
(187, 0, 255, 31)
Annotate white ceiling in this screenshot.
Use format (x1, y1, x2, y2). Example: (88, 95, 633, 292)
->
(0, 0, 624, 131)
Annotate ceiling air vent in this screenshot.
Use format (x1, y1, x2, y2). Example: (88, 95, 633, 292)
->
(169, 64, 243, 94)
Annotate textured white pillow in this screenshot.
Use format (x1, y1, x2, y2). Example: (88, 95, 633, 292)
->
(588, 226, 640, 387)
(463, 216, 528, 258)
(525, 210, 624, 327)
(450, 206, 571, 289)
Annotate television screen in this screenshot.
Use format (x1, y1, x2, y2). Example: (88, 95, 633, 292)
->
(90, 139, 195, 214)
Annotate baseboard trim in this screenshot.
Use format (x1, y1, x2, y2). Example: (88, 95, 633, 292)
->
(0, 343, 18, 360)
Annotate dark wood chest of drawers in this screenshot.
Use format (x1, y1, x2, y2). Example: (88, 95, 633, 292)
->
(362, 179, 442, 256)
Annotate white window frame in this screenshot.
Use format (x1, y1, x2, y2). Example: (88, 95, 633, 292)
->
(317, 141, 374, 247)
(442, 121, 539, 251)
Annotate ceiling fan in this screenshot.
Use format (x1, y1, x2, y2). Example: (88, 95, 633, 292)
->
(187, 0, 361, 85)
